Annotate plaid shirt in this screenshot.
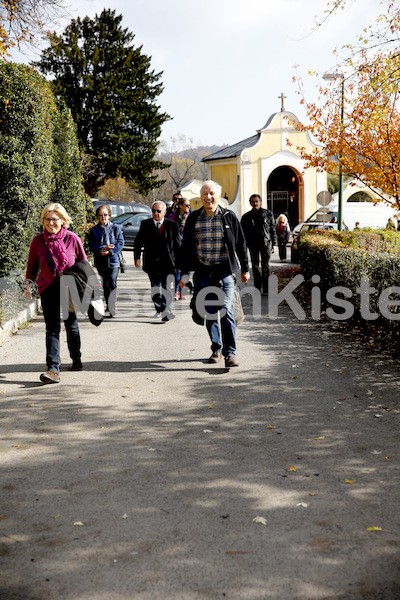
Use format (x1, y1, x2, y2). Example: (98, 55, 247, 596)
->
(194, 206, 229, 266)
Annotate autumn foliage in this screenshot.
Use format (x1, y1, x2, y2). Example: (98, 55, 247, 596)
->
(290, 1, 400, 210)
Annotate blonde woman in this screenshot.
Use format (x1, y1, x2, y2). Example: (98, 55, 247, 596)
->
(24, 203, 87, 383)
(276, 214, 291, 262)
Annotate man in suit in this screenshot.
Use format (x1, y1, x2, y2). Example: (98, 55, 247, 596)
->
(240, 194, 276, 295)
(134, 201, 181, 321)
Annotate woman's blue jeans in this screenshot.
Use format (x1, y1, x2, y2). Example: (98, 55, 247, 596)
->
(40, 278, 81, 374)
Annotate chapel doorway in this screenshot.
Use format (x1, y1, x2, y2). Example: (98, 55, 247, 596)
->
(267, 166, 302, 228)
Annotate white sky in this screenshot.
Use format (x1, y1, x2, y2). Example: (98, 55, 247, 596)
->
(9, 0, 382, 147)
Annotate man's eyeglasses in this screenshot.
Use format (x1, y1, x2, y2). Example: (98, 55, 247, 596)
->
(44, 218, 61, 223)
(152, 209, 162, 214)
(183, 204, 190, 207)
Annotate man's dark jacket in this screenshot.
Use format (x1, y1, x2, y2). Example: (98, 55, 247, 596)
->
(134, 218, 181, 275)
(179, 206, 249, 275)
(241, 207, 277, 249)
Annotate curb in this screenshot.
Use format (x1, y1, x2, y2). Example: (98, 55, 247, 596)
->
(0, 298, 41, 346)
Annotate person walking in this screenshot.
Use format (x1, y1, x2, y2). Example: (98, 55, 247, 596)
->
(240, 194, 276, 294)
(167, 197, 191, 300)
(275, 213, 291, 262)
(89, 204, 124, 317)
(179, 180, 250, 368)
(134, 201, 181, 322)
(23, 203, 87, 383)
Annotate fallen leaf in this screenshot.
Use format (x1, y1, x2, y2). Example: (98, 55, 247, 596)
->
(367, 526, 383, 531)
(252, 516, 267, 525)
(344, 479, 356, 484)
(73, 521, 85, 527)
(306, 388, 314, 391)
(290, 375, 297, 379)
(374, 414, 383, 418)
(126, 386, 133, 389)
(297, 503, 309, 508)
(313, 436, 325, 440)
(209, 405, 213, 409)
(309, 493, 317, 497)
(266, 425, 276, 430)
(287, 466, 297, 472)
(226, 550, 255, 555)
(203, 429, 213, 433)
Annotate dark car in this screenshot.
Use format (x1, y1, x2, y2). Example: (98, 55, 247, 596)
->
(112, 211, 148, 225)
(291, 221, 337, 263)
(119, 213, 151, 247)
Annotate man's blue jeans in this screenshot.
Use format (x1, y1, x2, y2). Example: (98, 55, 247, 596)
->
(198, 272, 236, 358)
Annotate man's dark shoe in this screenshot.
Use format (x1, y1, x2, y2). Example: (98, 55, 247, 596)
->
(40, 370, 60, 383)
(162, 312, 175, 322)
(225, 355, 239, 368)
(208, 352, 222, 364)
(71, 358, 82, 371)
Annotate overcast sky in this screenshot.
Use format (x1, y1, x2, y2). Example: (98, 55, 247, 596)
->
(9, 0, 382, 147)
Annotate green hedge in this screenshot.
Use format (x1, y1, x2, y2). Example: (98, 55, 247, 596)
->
(0, 63, 88, 279)
(0, 63, 91, 324)
(299, 229, 400, 350)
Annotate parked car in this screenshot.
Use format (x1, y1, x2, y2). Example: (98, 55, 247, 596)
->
(92, 200, 151, 219)
(119, 212, 151, 247)
(112, 211, 148, 225)
(291, 221, 337, 263)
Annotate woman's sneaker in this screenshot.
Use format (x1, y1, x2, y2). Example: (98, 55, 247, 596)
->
(40, 371, 60, 383)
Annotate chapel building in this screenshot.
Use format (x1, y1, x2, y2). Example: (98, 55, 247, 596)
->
(182, 101, 327, 227)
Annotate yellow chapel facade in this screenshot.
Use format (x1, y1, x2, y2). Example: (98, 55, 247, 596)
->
(183, 108, 327, 228)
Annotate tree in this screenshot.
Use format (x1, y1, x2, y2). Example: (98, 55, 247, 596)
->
(97, 176, 136, 204)
(291, 2, 400, 209)
(34, 9, 170, 196)
(0, 0, 69, 57)
(158, 134, 209, 190)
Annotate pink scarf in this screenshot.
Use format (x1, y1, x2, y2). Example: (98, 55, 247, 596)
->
(43, 226, 69, 273)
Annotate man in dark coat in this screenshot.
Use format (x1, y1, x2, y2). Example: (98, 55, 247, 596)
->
(240, 194, 276, 294)
(134, 201, 181, 321)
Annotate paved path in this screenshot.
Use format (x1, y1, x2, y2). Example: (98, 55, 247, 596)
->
(1, 252, 400, 600)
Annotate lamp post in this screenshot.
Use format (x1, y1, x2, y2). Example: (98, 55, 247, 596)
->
(323, 72, 345, 231)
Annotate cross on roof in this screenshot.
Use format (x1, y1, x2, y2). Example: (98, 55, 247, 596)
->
(279, 92, 287, 112)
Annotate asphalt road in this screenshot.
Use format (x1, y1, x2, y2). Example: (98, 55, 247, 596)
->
(1, 251, 400, 600)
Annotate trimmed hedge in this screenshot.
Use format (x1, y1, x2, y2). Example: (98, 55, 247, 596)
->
(0, 63, 93, 324)
(0, 63, 88, 280)
(299, 229, 400, 350)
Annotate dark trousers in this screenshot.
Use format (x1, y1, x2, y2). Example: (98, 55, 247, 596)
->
(249, 245, 271, 293)
(40, 278, 81, 374)
(148, 272, 174, 314)
(278, 241, 287, 260)
(97, 266, 119, 315)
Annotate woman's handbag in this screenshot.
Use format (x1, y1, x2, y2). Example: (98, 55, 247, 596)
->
(119, 253, 127, 273)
